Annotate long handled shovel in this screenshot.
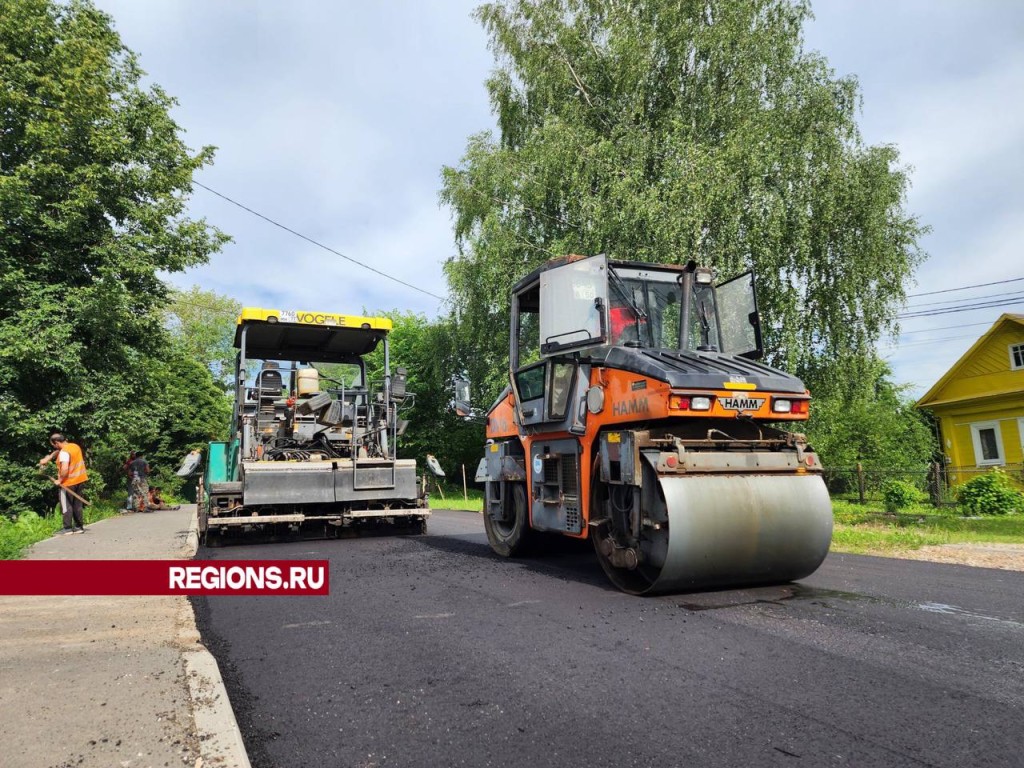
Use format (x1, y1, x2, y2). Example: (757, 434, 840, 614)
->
(38, 472, 91, 506)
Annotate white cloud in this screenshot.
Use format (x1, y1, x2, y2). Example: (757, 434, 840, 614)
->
(95, 0, 491, 323)
(97, 0, 1023, 398)
(888, 52, 1024, 210)
(169, 188, 451, 318)
(804, 1, 1024, 394)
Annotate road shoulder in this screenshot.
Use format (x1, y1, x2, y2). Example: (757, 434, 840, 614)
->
(0, 506, 250, 768)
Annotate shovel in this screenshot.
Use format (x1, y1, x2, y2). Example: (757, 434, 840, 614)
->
(38, 472, 91, 506)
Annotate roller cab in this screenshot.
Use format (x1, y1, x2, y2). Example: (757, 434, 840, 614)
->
(475, 254, 832, 594)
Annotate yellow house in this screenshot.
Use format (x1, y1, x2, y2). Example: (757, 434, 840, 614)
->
(916, 313, 1024, 482)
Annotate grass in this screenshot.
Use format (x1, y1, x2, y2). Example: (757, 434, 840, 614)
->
(12, 488, 1016, 560)
(0, 501, 122, 560)
(830, 498, 1024, 554)
(428, 483, 484, 513)
(423, 487, 1024, 554)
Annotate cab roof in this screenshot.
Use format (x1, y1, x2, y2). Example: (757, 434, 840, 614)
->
(234, 308, 392, 361)
(511, 254, 691, 295)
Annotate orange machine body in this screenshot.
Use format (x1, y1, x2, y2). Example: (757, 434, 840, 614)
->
(485, 367, 812, 539)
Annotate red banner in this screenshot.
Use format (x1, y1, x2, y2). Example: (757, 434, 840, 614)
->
(0, 560, 330, 595)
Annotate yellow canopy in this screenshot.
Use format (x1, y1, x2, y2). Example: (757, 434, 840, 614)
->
(234, 308, 393, 361)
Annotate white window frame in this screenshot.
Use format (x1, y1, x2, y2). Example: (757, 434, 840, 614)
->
(1011, 342, 1024, 371)
(969, 420, 1005, 467)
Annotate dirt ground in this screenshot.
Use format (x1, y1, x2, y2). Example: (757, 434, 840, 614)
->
(891, 543, 1024, 571)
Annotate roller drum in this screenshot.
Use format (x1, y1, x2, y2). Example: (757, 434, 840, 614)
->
(598, 473, 833, 595)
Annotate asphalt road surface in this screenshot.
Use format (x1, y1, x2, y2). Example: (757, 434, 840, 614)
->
(194, 510, 1024, 768)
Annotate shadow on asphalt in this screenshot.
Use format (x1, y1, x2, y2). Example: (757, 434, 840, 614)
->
(189, 595, 280, 768)
(414, 531, 618, 592)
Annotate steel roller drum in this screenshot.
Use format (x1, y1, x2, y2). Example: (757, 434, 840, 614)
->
(599, 474, 833, 595)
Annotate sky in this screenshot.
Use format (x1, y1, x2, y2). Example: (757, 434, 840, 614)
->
(92, 0, 1024, 398)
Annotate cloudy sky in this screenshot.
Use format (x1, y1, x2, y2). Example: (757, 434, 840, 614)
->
(93, 0, 1024, 397)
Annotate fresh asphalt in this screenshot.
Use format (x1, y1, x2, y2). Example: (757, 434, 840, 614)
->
(193, 510, 1024, 768)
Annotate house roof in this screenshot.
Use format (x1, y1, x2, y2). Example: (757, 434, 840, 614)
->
(916, 313, 1024, 408)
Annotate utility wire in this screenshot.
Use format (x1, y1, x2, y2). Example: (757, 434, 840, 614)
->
(195, 170, 1021, 314)
(894, 320, 996, 335)
(906, 275, 1024, 298)
(881, 332, 982, 349)
(193, 181, 446, 301)
(903, 289, 1024, 309)
(897, 296, 1024, 319)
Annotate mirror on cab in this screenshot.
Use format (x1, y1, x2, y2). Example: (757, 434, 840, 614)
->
(454, 377, 472, 418)
(392, 367, 408, 400)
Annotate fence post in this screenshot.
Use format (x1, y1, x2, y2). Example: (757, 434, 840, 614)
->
(856, 462, 866, 505)
(928, 461, 941, 506)
(462, 463, 468, 502)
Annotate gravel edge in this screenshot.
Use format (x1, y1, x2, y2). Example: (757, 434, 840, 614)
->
(179, 505, 253, 768)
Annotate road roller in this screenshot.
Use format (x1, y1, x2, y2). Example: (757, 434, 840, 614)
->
(470, 254, 832, 594)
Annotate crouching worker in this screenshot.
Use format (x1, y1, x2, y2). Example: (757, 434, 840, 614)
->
(147, 486, 179, 510)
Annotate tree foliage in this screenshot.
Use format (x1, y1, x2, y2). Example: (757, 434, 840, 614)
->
(166, 287, 241, 388)
(804, 357, 936, 470)
(441, 0, 927, 404)
(365, 311, 484, 479)
(0, 0, 228, 513)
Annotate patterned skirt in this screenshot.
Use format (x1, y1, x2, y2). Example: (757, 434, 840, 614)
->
(131, 476, 150, 513)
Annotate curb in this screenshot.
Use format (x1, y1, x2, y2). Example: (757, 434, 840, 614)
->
(183, 650, 252, 768)
(178, 503, 252, 768)
(185, 502, 200, 556)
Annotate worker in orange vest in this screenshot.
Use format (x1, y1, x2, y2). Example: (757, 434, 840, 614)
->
(39, 433, 89, 534)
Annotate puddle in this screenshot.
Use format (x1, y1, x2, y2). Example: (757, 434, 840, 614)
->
(675, 584, 803, 611)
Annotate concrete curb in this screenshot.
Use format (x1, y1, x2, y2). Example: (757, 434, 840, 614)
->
(183, 650, 252, 768)
(185, 502, 200, 556)
(178, 503, 253, 768)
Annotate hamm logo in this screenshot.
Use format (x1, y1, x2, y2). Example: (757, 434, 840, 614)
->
(720, 397, 765, 412)
(613, 397, 649, 417)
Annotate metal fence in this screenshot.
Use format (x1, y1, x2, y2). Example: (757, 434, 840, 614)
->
(824, 463, 1024, 507)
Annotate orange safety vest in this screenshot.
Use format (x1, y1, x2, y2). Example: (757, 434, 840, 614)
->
(60, 442, 89, 487)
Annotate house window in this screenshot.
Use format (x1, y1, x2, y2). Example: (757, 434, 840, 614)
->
(969, 421, 1004, 466)
(1011, 343, 1024, 370)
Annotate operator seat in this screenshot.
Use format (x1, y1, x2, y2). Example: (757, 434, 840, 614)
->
(256, 366, 284, 435)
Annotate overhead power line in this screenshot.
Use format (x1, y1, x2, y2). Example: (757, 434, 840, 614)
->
(894, 320, 996, 336)
(193, 181, 446, 301)
(906, 275, 1024, 298)
(897, 296, 1024, 319)
(904, 289, 1024, 309)
(881, 332, 983, 349)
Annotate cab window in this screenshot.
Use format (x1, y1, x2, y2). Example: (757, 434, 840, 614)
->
(515, 363, 545, 401)
(547, 362, 576, 420)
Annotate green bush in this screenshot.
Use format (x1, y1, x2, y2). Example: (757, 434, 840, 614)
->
(881, 479, 924, 513)
(0, 511, 58, 560)
(956, 469, 1024, 516)
(0, 503, 120, 560)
